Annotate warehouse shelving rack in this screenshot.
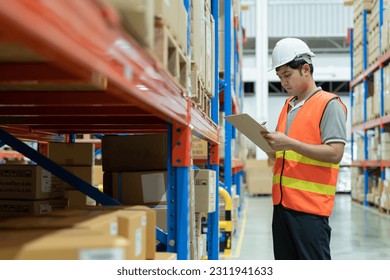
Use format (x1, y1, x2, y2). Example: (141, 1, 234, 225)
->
(216, 0, 244, 256)
(350, 0, 390, 206)
(219, 0, 244, 197)
(0, 0, 231, 260)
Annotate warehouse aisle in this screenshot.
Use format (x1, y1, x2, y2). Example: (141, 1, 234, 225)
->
(226, 194, 390, 260)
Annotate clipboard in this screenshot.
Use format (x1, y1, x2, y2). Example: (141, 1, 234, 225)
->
(224, 113, 274, 153)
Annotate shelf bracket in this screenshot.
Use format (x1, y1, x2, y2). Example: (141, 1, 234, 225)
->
(0, 128, 121, 206)
(172, 123, 191, 167)
(219, 79, 226, 91)
(156, 226, 168, 245)
(209, 142, 219, 165)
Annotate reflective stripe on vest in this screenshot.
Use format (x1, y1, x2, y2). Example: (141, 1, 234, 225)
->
(272, 91, 346, 216)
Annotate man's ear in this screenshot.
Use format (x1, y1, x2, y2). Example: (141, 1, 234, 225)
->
(303, 63, 311, 76)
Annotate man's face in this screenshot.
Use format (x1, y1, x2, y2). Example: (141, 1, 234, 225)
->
(275, 65, 307, 96)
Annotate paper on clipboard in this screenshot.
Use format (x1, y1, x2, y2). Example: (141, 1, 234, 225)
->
(224, 113, 274, 153)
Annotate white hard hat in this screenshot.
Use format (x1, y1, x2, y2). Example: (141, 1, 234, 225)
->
(269, 38, 315, 71)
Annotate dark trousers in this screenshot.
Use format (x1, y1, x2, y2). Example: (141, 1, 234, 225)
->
(272, 205, 332, 260)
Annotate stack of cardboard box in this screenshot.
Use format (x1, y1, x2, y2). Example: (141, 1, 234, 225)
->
(49, 142, 96, 207)
(245, 159, 273, 195)
(0, 207, 157, 259)
(0, 164, 67, 216)
(102, 134, 167, 206)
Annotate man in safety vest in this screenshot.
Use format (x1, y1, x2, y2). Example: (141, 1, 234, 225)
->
(263, 38, 347, 260)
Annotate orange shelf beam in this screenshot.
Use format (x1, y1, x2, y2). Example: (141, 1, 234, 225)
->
(0, 0, 218, 143)
(350, 50, 390, 89)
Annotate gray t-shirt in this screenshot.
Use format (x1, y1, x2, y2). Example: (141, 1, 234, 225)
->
(285, 87, 347, 144)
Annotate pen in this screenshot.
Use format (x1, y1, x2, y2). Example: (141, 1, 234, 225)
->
(261, 121, 267, 126)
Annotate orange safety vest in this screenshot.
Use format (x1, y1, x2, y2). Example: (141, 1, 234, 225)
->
(273, 90, 347, 217)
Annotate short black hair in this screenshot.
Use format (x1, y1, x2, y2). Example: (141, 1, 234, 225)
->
(285, 59, 314, 75)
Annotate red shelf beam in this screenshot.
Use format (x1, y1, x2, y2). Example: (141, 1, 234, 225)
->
(351, 115, 390, 132)
(350, 50, 390, 89)
(352, 160, 390, 168)
(0, 0, 218, 142)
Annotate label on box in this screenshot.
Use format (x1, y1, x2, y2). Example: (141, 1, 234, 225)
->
(79, 248, 125, 260)
(141, 215, 147, 227)
(41, 169, 51, 193)
(39, 203, 51, 214)
(141, 173, 166, 203)
(135, 228, 142, 257)
(110, 221, 118, 236)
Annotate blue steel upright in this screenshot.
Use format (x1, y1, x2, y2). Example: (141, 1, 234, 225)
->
(379, 0, 385, 182)
(207, 0, 220, 260)
(223, 0, 233, 195)
(350, 28, 354, 162)
(165, 0, 190, 260)
(363, 10, 369, 206)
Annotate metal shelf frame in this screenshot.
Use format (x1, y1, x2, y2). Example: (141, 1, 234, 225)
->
(0, 0, 219, 142)
(0, 0, 224, 260)
(0, 0, 246, 261)
(207, 0, 221, 261)
(218, 0, 245, 257)
(350, 1, 388, 206)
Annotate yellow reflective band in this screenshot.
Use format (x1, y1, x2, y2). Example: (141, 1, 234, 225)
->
(273, 174, 281, 184)
(284, 150, 339, 168)
(275, 151, 284, 158)
(280, 175, 336, 195)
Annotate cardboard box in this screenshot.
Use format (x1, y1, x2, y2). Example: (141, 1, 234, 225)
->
(0, 209, 119, 235)
(66, 189, 97, 207)
(245, 159, 273, 169)
(155, 0, 178, 40)
(125, 206, 156, 260)
(153, 205, 167, 231)
(0, 165, 64, 200)
(0, 198, 68, 217)
(245, 160, 273, 195)
(77, 205, 156, 260)
(105, 171, 167, 205)
(178, 2, 188, 51)
(191, 0, 205, 79)
(0, 208, 146, 259)
(196, 234, 207, 259)
(51, 165, 93, 191)
(192, 136, 208, 159)
(105, 0, 154, 48)
(205, 8, 215, 95)
(117, 210, 147, 260)
(194, 169, 216, 213)
(93, 165, 103, 186)
(102, 134, 167, 172)
(48, 142, 94, 166)
(154, 252, 177, 260)
(0, 228, 129, 260)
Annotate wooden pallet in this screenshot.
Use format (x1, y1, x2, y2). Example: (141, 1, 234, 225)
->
(190, 63, 205, 100)
(367, 113, 380, 121)
(190, 63, 209, 116)
(203, 94, 211, 117)
(353, 0, 371, 19)
(379, 207, 390, 214)
(154, 19, 189, 91)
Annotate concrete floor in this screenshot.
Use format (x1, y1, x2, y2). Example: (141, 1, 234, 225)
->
(225, 194, 390, 260)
